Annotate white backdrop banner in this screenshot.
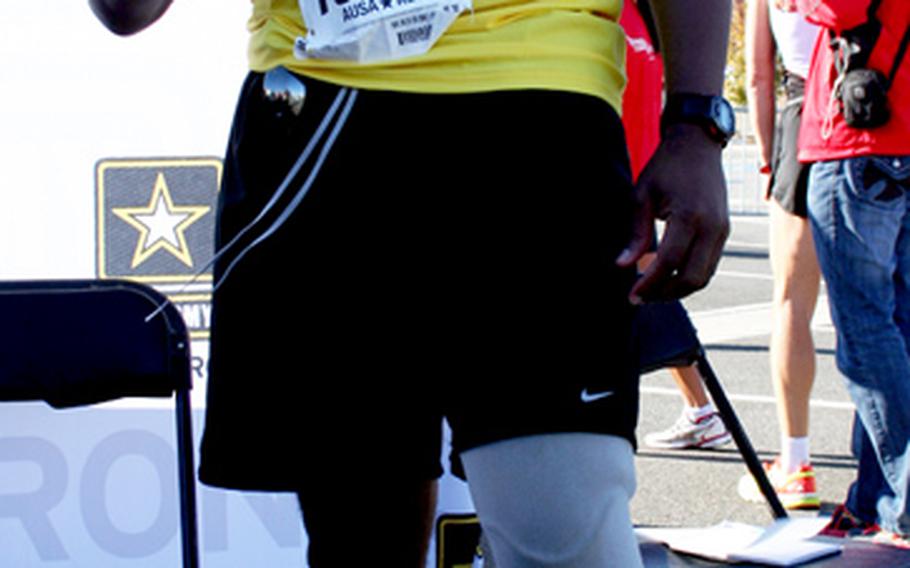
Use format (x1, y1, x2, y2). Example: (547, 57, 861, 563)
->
(0, 401, 476, 567)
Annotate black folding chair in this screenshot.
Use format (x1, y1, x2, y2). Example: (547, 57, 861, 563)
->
(0, 279, 200, 567)
(635, 299, 788, 520)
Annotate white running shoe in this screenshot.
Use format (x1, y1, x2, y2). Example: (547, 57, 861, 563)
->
(644, 411, 732, 449)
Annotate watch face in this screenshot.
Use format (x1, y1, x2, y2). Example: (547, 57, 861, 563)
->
(711, 97, 736, 138)
(662, 93, 736, 146)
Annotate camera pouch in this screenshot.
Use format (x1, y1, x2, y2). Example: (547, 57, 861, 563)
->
(828, 0, 909, 130)
(840, 67, 891, 129)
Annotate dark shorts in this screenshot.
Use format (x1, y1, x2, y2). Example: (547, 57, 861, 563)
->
(198, 71, 640, 491)
(768, 76, 811, 218)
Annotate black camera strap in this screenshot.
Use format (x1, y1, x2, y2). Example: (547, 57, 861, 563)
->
(831, 0, 908, 83)
(885, 24, 910, 89)
(829, 0, 882, 73)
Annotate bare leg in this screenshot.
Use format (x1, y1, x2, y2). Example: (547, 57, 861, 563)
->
(669, 363, 710, 408)
(298, 478, 439, 568)
(769, 200, 821, 468)
(736, 206, 822, 508)
(638, 252, 731, 449)
(639, 252, 712, 409)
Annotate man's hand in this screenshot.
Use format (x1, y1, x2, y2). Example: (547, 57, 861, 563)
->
(89, 0, 172, 36)
(617, 123, 730, 303)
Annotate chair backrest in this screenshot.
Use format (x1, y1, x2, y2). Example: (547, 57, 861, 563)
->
(0, 279, 190, 406)
(0, 279, 199, 567)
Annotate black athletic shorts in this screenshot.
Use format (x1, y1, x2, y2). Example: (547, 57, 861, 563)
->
(768, 75, 811, 218)
(198, 71, 640, 491)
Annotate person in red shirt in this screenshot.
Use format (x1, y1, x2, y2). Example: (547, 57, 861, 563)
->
(624, 0, 733, 452)
(797, 0, 910, 547)
(621, 0, 663, 181)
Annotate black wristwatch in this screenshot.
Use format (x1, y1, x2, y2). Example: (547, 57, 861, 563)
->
(661, 93, 736, 148)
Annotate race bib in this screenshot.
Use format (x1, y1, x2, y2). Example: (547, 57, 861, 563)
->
(296, 0, 471, 63)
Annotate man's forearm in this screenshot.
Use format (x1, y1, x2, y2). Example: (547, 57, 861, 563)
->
(651, 0, 732, 95)
(89, 0, 172, 35)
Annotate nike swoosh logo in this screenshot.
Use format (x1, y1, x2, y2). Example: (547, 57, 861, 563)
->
(580, 388, 615, 403)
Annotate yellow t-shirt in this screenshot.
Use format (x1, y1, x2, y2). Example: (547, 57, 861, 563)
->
(248, 0, 626, 113)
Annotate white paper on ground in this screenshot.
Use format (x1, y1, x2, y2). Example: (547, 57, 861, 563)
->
(636, 517, 843, 566)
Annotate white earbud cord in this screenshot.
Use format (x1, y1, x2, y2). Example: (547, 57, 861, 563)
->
(145, 86, 358, 322)
(213, 88, 359, 292)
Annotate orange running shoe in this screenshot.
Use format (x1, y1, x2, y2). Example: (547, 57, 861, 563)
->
(737, 458, 821, 510)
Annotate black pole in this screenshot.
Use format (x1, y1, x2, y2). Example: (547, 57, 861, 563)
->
(176, 389, 201, 568)
(696, 354, 789, 520)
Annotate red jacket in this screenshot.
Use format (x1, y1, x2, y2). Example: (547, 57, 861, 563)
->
(797, 0, 910, 162)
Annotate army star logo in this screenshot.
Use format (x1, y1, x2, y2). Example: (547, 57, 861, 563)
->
(112, 172, 210, 269)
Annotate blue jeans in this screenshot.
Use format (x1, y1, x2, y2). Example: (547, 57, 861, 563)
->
(808, 156, 910, 535)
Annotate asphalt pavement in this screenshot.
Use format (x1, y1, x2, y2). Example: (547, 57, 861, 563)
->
(632, 213, 910, 566)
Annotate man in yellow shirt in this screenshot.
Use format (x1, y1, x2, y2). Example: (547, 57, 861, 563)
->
(91, 1, 732, 566)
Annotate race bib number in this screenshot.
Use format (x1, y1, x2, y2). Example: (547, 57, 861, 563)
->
(296, 0, 471, 63)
